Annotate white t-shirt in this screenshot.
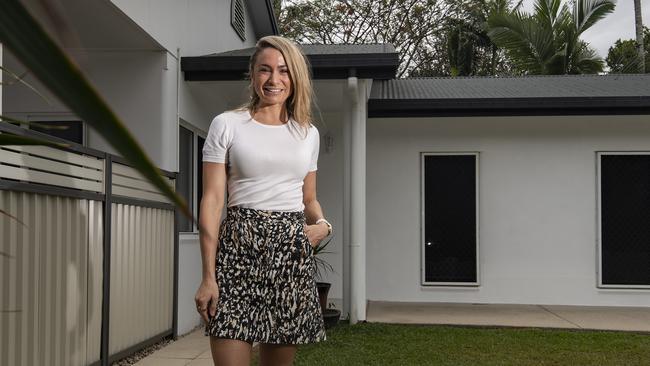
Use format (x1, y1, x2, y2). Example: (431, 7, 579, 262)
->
(202, 109, 320, 212)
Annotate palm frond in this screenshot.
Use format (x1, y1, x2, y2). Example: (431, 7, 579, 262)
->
(533, 0, 562, 30)
(0, 0, 192, 223)
(0, 65, 53, 105)
(313, 236, 336, 281)
(570, 40, 604, 74)
(0, 208, 27, 227)
(488, 12, 554, 73)
(574, 0, 616, 35)
(0, 133, 69, 148)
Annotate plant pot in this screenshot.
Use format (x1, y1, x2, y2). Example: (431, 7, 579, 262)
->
(322, 308, 341, 329)
(316, 282, 330, 313)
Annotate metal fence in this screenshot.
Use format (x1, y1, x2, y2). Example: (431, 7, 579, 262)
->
(0, 123, 178, 366)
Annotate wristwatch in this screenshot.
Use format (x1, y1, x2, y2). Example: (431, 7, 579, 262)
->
(315, 218, 332, 236)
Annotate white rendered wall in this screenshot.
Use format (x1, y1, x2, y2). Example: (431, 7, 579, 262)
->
(111, 0, 257, 57)
(84, 51, 174, 171)
(2, 49, 176, 172)
(367, 115, 650, 307)
(312, 112, 345, 304)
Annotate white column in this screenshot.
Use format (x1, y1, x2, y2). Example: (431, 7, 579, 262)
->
(342, 82, 352, 320)
(348, 76, 366, 324)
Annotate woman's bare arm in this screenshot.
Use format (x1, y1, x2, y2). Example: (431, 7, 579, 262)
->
(302, 171, 329, 246)
(195, 161, 227, 322)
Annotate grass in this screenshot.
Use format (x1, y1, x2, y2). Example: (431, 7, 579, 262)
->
(275, 322, 650, 365)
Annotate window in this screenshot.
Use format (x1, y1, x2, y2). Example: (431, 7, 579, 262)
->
(421, 153, 479, 285)
(30, 120, 84, 144)
(598, 153, 650, 288)
(178, 123, 206, 233)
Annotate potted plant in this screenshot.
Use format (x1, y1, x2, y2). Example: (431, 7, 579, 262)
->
(313, 237, 341, 328)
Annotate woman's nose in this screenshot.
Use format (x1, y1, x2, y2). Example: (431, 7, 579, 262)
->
(269, 69, 281, 83)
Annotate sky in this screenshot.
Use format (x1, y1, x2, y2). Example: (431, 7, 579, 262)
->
(520, 0, 650, 58)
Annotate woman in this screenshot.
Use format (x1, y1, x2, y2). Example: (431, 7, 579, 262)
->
(194, 35, 330, 365)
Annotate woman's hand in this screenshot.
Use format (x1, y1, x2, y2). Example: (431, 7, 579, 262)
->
(195, 279, 219, 323)
(304, 223, 329, 248)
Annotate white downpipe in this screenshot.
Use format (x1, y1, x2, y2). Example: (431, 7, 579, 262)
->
(347, 76, 366, 324)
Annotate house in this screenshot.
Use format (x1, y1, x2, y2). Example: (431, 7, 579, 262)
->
(2, 1, 650, 365)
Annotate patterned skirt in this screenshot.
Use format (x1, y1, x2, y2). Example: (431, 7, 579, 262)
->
(205, 206, 327, 344)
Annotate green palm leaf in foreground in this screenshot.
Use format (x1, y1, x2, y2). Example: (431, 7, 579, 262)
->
(0, 0, 193, 222)
(0, 133, 69, 148)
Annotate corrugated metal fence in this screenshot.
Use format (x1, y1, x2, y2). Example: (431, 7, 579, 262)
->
(0, 123, 178, 366)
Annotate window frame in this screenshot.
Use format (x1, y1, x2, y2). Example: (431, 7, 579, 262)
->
(22, 114, 86, 145)
(596, 151, 650, 289)
(420, 152, 480, 287)
(179, 120, 207, 234)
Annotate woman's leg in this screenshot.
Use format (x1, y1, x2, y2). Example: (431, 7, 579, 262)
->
(210, 337, 253, 366)
(259, 343, 298, 366)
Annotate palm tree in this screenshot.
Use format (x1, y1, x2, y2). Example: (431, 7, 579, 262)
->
(487, 0, 615, 75)
(447, 0, 523, 76)
(634, 0, 645, 73)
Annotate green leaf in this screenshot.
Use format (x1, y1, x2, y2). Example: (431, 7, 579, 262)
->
(0, 0, 193, 223)
(0, 133, 69, 148)
(0, 208, 27, 228)
(574, 0, 616, 35)
(0, 65, 53, 105)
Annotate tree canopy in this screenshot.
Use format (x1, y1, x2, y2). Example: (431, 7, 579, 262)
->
(275, 0, 616, 77)
(277, 0, 458, 77)
(606, 27, 650, 73)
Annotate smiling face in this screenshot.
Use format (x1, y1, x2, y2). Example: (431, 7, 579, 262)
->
(252, 47, 292, 110)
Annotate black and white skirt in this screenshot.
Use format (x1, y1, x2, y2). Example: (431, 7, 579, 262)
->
(205, 205, 327, 344)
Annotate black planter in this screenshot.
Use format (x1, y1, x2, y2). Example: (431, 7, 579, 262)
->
(316, 282, 330, 312)
(322, 308, 341, 329)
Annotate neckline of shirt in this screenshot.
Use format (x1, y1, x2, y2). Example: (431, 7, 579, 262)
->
(248, 110, 289, 129)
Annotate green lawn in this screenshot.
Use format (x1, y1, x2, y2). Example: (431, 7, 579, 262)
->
(282, 322, 650, 365)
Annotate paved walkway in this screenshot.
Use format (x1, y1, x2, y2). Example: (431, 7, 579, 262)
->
(367, 301, 650, 332)
(135, 302, 650, 365)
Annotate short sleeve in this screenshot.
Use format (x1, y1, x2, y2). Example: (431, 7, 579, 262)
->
(308, 126, 320, 172)
(202, 114, 232, 163)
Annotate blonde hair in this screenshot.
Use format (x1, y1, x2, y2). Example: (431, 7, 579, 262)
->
(243, 36, 314, 132)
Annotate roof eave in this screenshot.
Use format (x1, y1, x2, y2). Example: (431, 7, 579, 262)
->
(181, 53, 399, 80)
(368, 97, 650, 117)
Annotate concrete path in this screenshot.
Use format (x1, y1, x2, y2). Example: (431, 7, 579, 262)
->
(367, 301, 650, 332)
(135, 302, 650, 365)
(134, 329, 212, 366)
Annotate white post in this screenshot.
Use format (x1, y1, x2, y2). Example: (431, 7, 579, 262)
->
(347, 76, 366, 324)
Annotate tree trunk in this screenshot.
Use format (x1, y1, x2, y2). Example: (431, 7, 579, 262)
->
(634, 0, 645, 73)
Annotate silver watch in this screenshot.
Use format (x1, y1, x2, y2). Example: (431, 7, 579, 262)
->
(315, 218, 332, 236)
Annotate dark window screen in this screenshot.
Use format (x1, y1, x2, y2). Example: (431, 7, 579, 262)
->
(423, 155, 477, 283)
(601, 155, 650, 285)
(197, 136, 205, 221)
(31, 121, 83, 144)
(177, 126, 193, 232)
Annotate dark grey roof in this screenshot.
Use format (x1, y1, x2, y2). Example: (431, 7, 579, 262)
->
(181, 44, 399, 80)
(209, 44, 397, 57)
(369, 75, 650, 117)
